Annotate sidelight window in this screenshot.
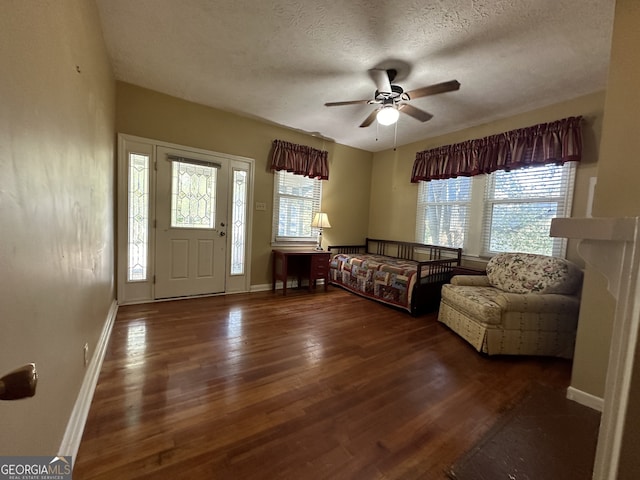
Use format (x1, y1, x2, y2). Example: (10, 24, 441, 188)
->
(127, 153, 150, 281)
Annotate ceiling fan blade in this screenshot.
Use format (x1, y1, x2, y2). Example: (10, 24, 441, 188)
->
(405, 80, 461, 100)
(359, 108, 380, 128)
(398, 104, 434, 122)
(324, 99, 371, 107)
(369, 69, 392, 94)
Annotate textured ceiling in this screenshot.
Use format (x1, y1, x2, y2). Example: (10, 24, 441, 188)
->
(95, 0, 615, 152)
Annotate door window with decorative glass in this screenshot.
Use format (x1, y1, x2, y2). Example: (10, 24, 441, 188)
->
(170, 161, 217, 229)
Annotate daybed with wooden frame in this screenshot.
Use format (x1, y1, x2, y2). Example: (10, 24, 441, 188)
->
(328, 238, 462, 315)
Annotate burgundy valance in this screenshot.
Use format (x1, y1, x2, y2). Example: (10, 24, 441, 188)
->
(411, 116, 582, 182)
(269, 139, 329, 180)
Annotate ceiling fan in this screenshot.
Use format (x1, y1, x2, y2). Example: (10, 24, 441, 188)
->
(324, 69, 460, 127)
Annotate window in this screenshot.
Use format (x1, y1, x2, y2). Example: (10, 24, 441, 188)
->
(272, 170, 322, 244)
(127, 153, 150, 281)
(170, 161, 217, 229)
(416, 177, 471, 248)
(230, 169, 247, 275)
(482, 163, 575, 257)
(416, 162, 576, 258)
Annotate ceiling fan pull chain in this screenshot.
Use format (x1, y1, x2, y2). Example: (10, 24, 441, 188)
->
(393, 119, 398, 151)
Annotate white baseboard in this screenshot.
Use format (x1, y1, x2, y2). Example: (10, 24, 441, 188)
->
(59, 299, 118, 463)
(250, 282, 273, 292)
(566, 386, 604, 412)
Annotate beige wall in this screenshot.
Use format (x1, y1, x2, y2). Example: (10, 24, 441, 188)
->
(369, 92, 606, 268)
(116, 83, 372, 287)
(0, 1, 115, 455)
(593, 2, 640, 219)
(586, 0, 640, 477)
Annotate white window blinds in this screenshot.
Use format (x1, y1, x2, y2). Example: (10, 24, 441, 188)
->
(416, 176, 472, 248)
(482, 162, 576, 257)
(272, 170, 322, 244)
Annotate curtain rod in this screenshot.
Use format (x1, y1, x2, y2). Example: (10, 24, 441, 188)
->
(167, 154, 221, 169)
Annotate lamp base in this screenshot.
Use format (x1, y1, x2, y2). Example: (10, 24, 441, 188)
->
(315, 230, 324, 250)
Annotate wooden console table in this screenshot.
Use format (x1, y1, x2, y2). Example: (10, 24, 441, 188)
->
(272, 249, 331, 295)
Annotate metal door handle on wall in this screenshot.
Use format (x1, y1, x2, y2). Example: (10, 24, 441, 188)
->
(0, 363, 38, 400)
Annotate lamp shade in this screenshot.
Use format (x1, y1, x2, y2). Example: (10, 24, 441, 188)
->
(311, 212, 331, 229)
(376, 106, 399, 125)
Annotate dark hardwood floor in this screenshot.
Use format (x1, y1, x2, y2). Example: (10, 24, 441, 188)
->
(74, 288, 572, 479)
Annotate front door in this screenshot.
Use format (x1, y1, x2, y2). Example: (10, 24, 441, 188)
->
(154, 147, 228, 299)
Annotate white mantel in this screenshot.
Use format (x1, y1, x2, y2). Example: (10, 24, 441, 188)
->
(550, 216, 640, 480)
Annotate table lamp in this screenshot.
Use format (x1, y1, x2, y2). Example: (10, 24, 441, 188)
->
(311, 212, 331, 250)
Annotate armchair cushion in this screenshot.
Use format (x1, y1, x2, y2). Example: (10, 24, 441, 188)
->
(486, 252, 582, 295)
(441, 285, 503, 325)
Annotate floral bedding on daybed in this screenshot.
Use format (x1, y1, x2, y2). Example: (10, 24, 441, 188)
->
(330, 253, 421, 312)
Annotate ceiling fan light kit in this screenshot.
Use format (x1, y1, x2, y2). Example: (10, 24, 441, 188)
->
(325, 68, 460, 129)
(376, 106, 399, 125)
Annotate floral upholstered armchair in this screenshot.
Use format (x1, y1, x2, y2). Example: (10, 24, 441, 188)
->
(438, 252, 583, 358)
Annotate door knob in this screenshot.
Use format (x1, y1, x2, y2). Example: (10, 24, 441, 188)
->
(0, 363, 38, 400)
(220, 231, 226, 237)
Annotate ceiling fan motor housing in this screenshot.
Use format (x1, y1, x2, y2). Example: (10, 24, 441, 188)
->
(375, 84, 404, 102)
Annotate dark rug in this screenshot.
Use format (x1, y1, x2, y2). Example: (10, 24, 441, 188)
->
(447, 385, 601, 480)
